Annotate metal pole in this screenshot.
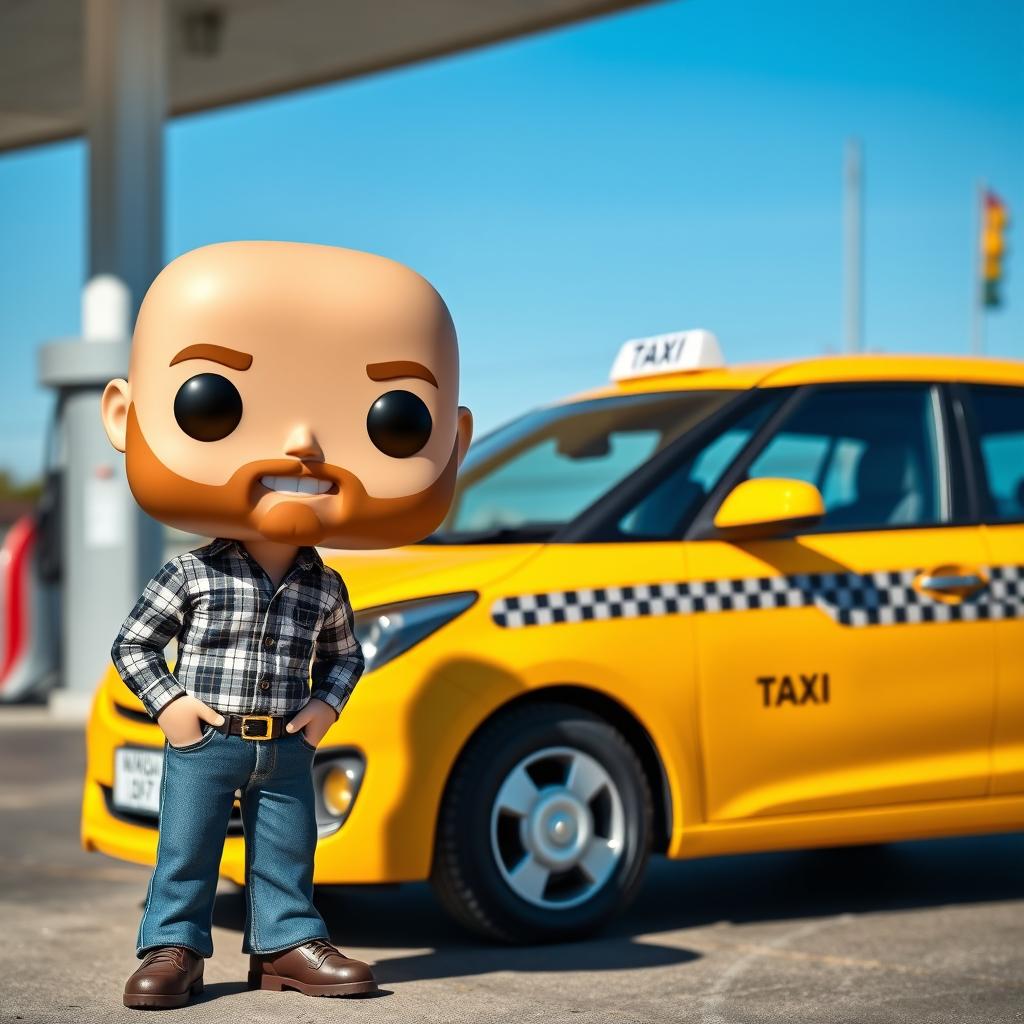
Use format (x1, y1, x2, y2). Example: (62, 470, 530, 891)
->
(971, 180, 986, 355)
(45, 0, 168, 715)
(843, 138, 864, 353)
(86, 0, 167, 312)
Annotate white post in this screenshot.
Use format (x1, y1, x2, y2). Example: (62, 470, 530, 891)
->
(843, 138, 864, 354)
(82, 276, 132, 343)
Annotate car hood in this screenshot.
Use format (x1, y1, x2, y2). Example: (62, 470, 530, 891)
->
(321, 543, 544, 610)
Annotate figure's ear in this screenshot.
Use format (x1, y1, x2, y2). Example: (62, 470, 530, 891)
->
(101, 378, 131, 453)
(456, 406, 474, 468)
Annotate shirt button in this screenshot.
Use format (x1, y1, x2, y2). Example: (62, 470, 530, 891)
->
(264, 636, 276, 649)
(259, 680, 270, 691)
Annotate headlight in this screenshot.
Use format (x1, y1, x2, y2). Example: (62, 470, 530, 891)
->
(312, 751, 365, 836)
(353, 592, 477, 673)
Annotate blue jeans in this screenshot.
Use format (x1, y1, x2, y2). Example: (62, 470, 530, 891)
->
(137, 725, 329, 958)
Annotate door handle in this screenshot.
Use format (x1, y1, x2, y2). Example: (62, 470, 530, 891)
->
(917, 573, 986, 593)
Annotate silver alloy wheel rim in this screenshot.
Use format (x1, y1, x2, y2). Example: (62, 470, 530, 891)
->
(490, 745, 626, 909)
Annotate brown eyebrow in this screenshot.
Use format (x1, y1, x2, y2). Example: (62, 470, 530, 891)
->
(170, 344, 253, 371)
(366, 360, 438, 388)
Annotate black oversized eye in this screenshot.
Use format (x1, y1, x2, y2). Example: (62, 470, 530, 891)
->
(366, 390, 432, 458)
(173, 373, 243, 442)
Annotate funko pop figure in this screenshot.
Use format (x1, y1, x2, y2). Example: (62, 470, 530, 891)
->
(102, 242, 472, 1009)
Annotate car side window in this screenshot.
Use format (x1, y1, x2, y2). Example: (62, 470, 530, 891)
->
(745, 385, 948, 530)
(966, 385, 1024, 522)
(618, 398, 780, 539)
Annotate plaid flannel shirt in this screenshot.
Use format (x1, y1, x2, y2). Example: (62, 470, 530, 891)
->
(111, 538, 364, 719)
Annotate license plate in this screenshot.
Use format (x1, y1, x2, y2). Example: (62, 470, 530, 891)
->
(113, 746, 163, 817)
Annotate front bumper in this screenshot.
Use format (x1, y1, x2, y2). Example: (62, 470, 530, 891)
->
(81, 665, 460, 885)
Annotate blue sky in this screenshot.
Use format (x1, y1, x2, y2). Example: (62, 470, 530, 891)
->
(0, 0, 1021, 481)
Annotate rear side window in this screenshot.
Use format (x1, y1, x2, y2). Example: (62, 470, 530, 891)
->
(966, 385, 1024, 522)
(745, 385, 948, 530)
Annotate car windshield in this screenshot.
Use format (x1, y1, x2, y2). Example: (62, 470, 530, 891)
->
(428, 390, 738, 544)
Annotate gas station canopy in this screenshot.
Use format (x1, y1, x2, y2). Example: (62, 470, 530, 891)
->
(10, 0, 658, 709)
(0, 0, 652, 152)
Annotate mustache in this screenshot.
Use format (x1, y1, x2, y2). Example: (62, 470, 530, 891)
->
(234, 458, 373, 516)
(241, 460, 341, 479)
(242, 459, 347, 493)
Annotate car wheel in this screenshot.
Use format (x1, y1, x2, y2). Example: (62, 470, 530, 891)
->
(432, 701, 652, 943)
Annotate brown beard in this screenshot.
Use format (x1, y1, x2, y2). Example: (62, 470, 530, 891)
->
(124, 404, 459, 548)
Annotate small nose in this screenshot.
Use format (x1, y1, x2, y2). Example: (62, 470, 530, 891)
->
(284, 424, 324, 461)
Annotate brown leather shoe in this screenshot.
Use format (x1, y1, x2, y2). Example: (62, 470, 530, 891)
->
(123, 946, 204, 1009)
(249, 940, 378, 997)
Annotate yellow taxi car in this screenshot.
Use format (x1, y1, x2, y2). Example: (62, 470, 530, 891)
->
(83, 330, 1024, 942)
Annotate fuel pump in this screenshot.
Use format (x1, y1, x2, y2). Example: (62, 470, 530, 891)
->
(35, 277, 162, 714)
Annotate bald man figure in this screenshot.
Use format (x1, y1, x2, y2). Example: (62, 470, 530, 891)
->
(104, 243, 472, 1009)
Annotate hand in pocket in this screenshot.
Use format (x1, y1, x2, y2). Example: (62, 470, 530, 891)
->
(285, 697, 336, 749)
(158, 696, 225, 748)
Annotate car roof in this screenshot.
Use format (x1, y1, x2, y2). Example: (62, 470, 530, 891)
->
(566, 353, 1024, 404)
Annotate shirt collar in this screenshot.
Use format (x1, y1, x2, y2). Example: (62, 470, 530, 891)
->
(295, 546, 323, 571)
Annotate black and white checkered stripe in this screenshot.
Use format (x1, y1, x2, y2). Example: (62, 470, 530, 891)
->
(491, 566, 1024, 630)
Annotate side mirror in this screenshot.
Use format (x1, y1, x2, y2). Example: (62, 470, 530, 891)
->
(712, 477, 824, 540)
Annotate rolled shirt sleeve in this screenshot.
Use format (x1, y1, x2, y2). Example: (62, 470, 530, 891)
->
(310, 577, 364, 716)
(111, 559, 189, 719)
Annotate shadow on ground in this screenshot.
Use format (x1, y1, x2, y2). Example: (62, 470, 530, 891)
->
(211, 830, 1024, 984)
(193, 979, 394, 1004)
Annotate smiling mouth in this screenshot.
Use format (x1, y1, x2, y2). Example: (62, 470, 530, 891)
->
(259, 474, 337, 496)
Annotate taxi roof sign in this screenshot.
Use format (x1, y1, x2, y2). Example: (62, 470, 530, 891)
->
(610, 329, 724, 382)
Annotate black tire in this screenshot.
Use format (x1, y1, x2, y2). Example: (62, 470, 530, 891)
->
(432, 701, 653, 943)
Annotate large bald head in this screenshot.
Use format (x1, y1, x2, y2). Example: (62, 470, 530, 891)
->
(101, 241, 472, 548)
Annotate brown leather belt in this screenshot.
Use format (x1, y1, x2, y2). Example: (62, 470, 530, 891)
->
(219, 713, 287, 741)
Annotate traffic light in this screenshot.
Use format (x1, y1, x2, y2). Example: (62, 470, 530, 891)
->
(981, 191, 1009, 308)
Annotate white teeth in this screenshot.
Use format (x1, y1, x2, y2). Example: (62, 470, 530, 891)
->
(297, 477, 332, 495)
(260, 475, 332, 495)
(260, 475, 294, 492)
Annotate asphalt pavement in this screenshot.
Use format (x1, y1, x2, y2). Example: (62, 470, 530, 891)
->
(1, 709, 1022, 1024)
